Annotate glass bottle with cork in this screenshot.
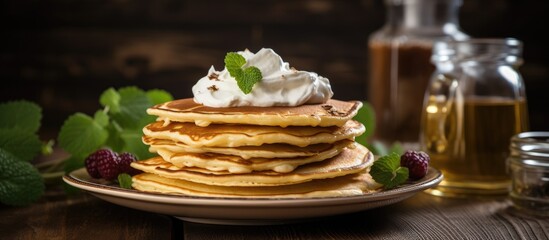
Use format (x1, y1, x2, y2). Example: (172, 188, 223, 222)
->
(368, 0, 468, 146)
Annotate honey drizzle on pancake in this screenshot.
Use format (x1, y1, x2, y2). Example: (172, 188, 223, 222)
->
(146, 98, 362, 127)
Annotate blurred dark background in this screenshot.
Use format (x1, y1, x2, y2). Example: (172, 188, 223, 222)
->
(1, 0, 548, 138)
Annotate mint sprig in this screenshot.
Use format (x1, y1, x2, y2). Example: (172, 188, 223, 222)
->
(0, 87, 172, 207)
(58, 113, 109, 159)
(0, 100, 41, 133)
(0, 101, 45, 206)
(224, 52, 263, 94)
(58, 86, 173, 174)
(370, 152, 409, 189)
(0, 129, 42, 162)
(0, 148, 44, 206)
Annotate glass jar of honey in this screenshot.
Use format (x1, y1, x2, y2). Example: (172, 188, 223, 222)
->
(421, 38, 529, 197)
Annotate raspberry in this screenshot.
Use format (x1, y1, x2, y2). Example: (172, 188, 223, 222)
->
(92, 149, 121, 181)
(84, 153, 102, 179)
(118, 152, 141, 175)
(400, 150, 430, 180)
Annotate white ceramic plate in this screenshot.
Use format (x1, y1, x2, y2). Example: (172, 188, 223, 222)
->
(63, 167, 442, 225)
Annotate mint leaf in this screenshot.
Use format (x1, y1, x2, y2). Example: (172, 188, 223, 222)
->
(146, 89, 173, 105)
(224, 52, 246, 78)
(354, 101, 375, 146)
(111, 87, 151, 129)
(0, 100, 41, 133)
(105, 123, 124, 153)
(224, 52, 263, 94)
(59, 86, 171, 176)
(117, 173, 133, 189)
(100, 87, 121, 113)
(238, 66, 262, 94)
(119, 128, 154, 160)
(41, 139, 55, 155)
(58, 113, 108, 157)
(0, 129, 41, 162)
(370, 152, 409, 189)
(0, 148, 44, 206)
(94, 110, 109, 128)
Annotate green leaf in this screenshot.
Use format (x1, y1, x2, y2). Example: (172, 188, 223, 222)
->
(224, 52, 246, 78)
(120, 128, 154, 160)
(0, 100, 41, 133)
(0, 148, 44, 206)
(111, 87, 151, 129)
(0, 129, 42, 162)
(238, 66, 262, 94)
(385, 167, 409, 189)
(146, 89, 173, 105)
(58, 113, 108, 157)
(117, 173, 133, 189)
(354, 101, 376, 146)
(99, 87, 121, 113)
(370, 152, 409, 189)
(41, 139, 55, 156)
(223, 52, 263, 94)
(94, 110, 109, 128)
(104, 123, 124, 153)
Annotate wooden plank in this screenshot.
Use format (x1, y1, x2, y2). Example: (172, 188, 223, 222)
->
(2, 186, 548, 239)
(0, 191, 173, 240)
(181, 193, 549, 239)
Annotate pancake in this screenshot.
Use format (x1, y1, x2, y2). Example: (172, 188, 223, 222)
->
(132, 171, 382, 198)
(154, 140, 353, 174)
(142, 120, 365, 148)
(145, 136, 352, 159)
(147, 98, 362, 127)
(130, 143, 373, 186)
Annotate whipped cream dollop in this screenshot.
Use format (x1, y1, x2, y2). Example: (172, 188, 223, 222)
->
(192, 48, 333, 107)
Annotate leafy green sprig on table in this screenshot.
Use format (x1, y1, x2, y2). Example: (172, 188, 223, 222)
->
(59, 86, 173, 174)
(0, 101, 45, 206)
(0, 86, 172, 206)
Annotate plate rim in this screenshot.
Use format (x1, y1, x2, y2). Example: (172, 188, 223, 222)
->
(62, 167, 443, 207)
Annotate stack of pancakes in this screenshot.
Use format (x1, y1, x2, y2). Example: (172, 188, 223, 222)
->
(130, 98, 381, 198)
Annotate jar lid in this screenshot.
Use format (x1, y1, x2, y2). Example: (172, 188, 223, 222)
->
(509, 132, 549, 168)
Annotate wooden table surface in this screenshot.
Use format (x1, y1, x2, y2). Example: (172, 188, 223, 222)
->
(2, 187, 548, 240)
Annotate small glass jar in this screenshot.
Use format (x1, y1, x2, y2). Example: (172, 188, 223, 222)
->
(508, 132, 549, 216)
